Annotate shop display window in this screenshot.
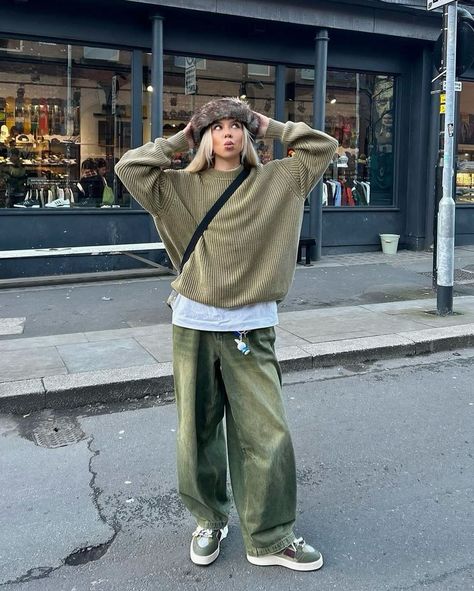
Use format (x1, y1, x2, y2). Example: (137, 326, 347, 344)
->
(0, 38, 131, 210)
(456, 81, 474, 204)
(286, 68, 395, 207)
(142, 55, 275, 169)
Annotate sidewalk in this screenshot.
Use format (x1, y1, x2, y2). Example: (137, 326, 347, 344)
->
(2, 247, 474, 414)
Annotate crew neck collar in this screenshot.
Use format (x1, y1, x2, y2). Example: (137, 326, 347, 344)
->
(202, 165, 243, 179)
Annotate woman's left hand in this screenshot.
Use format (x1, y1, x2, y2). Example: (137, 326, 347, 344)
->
(253, 112, 270, 138)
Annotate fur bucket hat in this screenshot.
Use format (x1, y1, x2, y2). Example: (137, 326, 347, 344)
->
(190, 97, 260, 144)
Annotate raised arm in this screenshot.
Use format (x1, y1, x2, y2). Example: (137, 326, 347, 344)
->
(256, 114, 338, 199)
(114, 126, 193, 212)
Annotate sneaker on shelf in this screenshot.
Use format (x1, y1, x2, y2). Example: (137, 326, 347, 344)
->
(14, 199, 41, 208)
(45, 198, 71, 208)
(246, 537, 323, 571)
(190, 525, 228, 566)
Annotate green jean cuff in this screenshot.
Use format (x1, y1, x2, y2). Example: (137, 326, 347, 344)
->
(246, 531, 296, 557)
(197, 520, 228, 530)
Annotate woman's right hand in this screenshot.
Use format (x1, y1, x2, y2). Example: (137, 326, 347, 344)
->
(183, 122, 195, 150)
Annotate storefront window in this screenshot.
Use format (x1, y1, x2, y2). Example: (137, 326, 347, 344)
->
(142, 55, 275, 167)
(286, 68, 395, 207)
(0, 39, 131, 210)
(457, 81, 474, 204)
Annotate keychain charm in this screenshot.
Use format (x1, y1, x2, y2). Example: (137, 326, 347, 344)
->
(234, 331, 250, 355)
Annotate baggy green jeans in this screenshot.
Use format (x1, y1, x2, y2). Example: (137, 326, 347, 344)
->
(172, 325, 297, 557)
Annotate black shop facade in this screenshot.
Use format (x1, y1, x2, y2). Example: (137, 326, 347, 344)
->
(1, 0, 473, 279)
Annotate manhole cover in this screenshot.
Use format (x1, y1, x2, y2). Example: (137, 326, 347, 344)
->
(32, 417, 86, 448)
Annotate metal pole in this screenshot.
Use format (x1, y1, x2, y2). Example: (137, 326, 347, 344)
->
(436, 2, 457, 315)
(310, 29, 329, 261)
(151, 16, 164, 140)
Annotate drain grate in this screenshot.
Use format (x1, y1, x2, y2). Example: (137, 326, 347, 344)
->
(419, 269, 474, 282)
(32, 417, 86, 449)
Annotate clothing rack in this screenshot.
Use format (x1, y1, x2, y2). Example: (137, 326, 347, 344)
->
(26, 178, 78, 205)
(27, 178, 78, 187)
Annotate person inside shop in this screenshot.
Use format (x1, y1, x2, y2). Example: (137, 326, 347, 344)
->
(0, 148, 27, 207)
(96, 157, 108, 184)
(115, 97, 338, 572)
(77, 158, 103, 207)
(96, 157, 115, 206)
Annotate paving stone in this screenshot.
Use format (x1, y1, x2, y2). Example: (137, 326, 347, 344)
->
(0, 347, 66, 382)
(56, 339, 157, 373)
(135, 333, 173, 363)
(0, 333, 88, 352)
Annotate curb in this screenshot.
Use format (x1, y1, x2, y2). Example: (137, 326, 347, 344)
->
(1, 325, 474, 415)
(0, 267, 171, 290)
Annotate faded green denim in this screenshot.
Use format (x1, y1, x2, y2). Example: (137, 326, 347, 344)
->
(172, 325, 297, 557)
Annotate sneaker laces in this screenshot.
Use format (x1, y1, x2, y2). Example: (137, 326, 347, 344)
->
(283, 537, 306, 558)
(192, 527, 215, 539)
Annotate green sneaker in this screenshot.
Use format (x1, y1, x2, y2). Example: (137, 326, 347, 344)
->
(190, 525, 228, 565)
(247, 537, 323, 571)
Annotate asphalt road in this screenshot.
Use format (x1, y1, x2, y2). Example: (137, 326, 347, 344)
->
(0, 348, 472, 591)
(4, 262, 474, 338)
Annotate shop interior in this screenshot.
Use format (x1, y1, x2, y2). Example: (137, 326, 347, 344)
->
(0, 37, 407, 211)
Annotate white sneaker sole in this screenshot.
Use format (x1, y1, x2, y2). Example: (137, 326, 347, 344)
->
(190, 525, 228, 566)
(246, 552, 323, 571)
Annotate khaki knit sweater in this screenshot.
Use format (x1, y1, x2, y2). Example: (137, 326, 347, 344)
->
(115, 119, 338, 308)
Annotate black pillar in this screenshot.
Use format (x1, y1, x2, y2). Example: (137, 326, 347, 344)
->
(151, 15, 164, 140)
(274, 64, 286, 160)
(130, 49, 144, 210)
(310, 29, 329, 261)
(131, 49, 143, 149)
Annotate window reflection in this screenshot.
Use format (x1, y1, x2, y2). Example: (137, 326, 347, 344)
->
(286, 68, 395, 207)
(0, 39, 131, 210)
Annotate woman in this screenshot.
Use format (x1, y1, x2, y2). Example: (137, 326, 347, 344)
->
(115, 97, 337, 571)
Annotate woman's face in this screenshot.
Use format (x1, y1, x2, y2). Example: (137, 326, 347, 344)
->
(211, 118, 244, 168)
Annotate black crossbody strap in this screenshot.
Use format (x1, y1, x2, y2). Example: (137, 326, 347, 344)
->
(180, 167, 250, 272)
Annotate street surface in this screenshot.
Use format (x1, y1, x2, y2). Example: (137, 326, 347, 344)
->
(0, 348, 472, 591)
(2, 260, 474, 338)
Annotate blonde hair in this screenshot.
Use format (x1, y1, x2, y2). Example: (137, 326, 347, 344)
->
(185, 124, 259, 173)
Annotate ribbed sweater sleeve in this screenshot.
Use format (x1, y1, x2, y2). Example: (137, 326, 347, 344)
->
(264, 119, 338, 199)
(114, 131, 189, 211)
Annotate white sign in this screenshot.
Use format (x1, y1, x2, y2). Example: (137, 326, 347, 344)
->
(443, 80, 463, 91)
(427, 0, 454, 11)
(185, 57, 197, 95)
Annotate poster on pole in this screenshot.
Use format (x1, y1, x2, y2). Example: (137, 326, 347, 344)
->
(185, 57, 197, 95)
(427, 0, 453, 11)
